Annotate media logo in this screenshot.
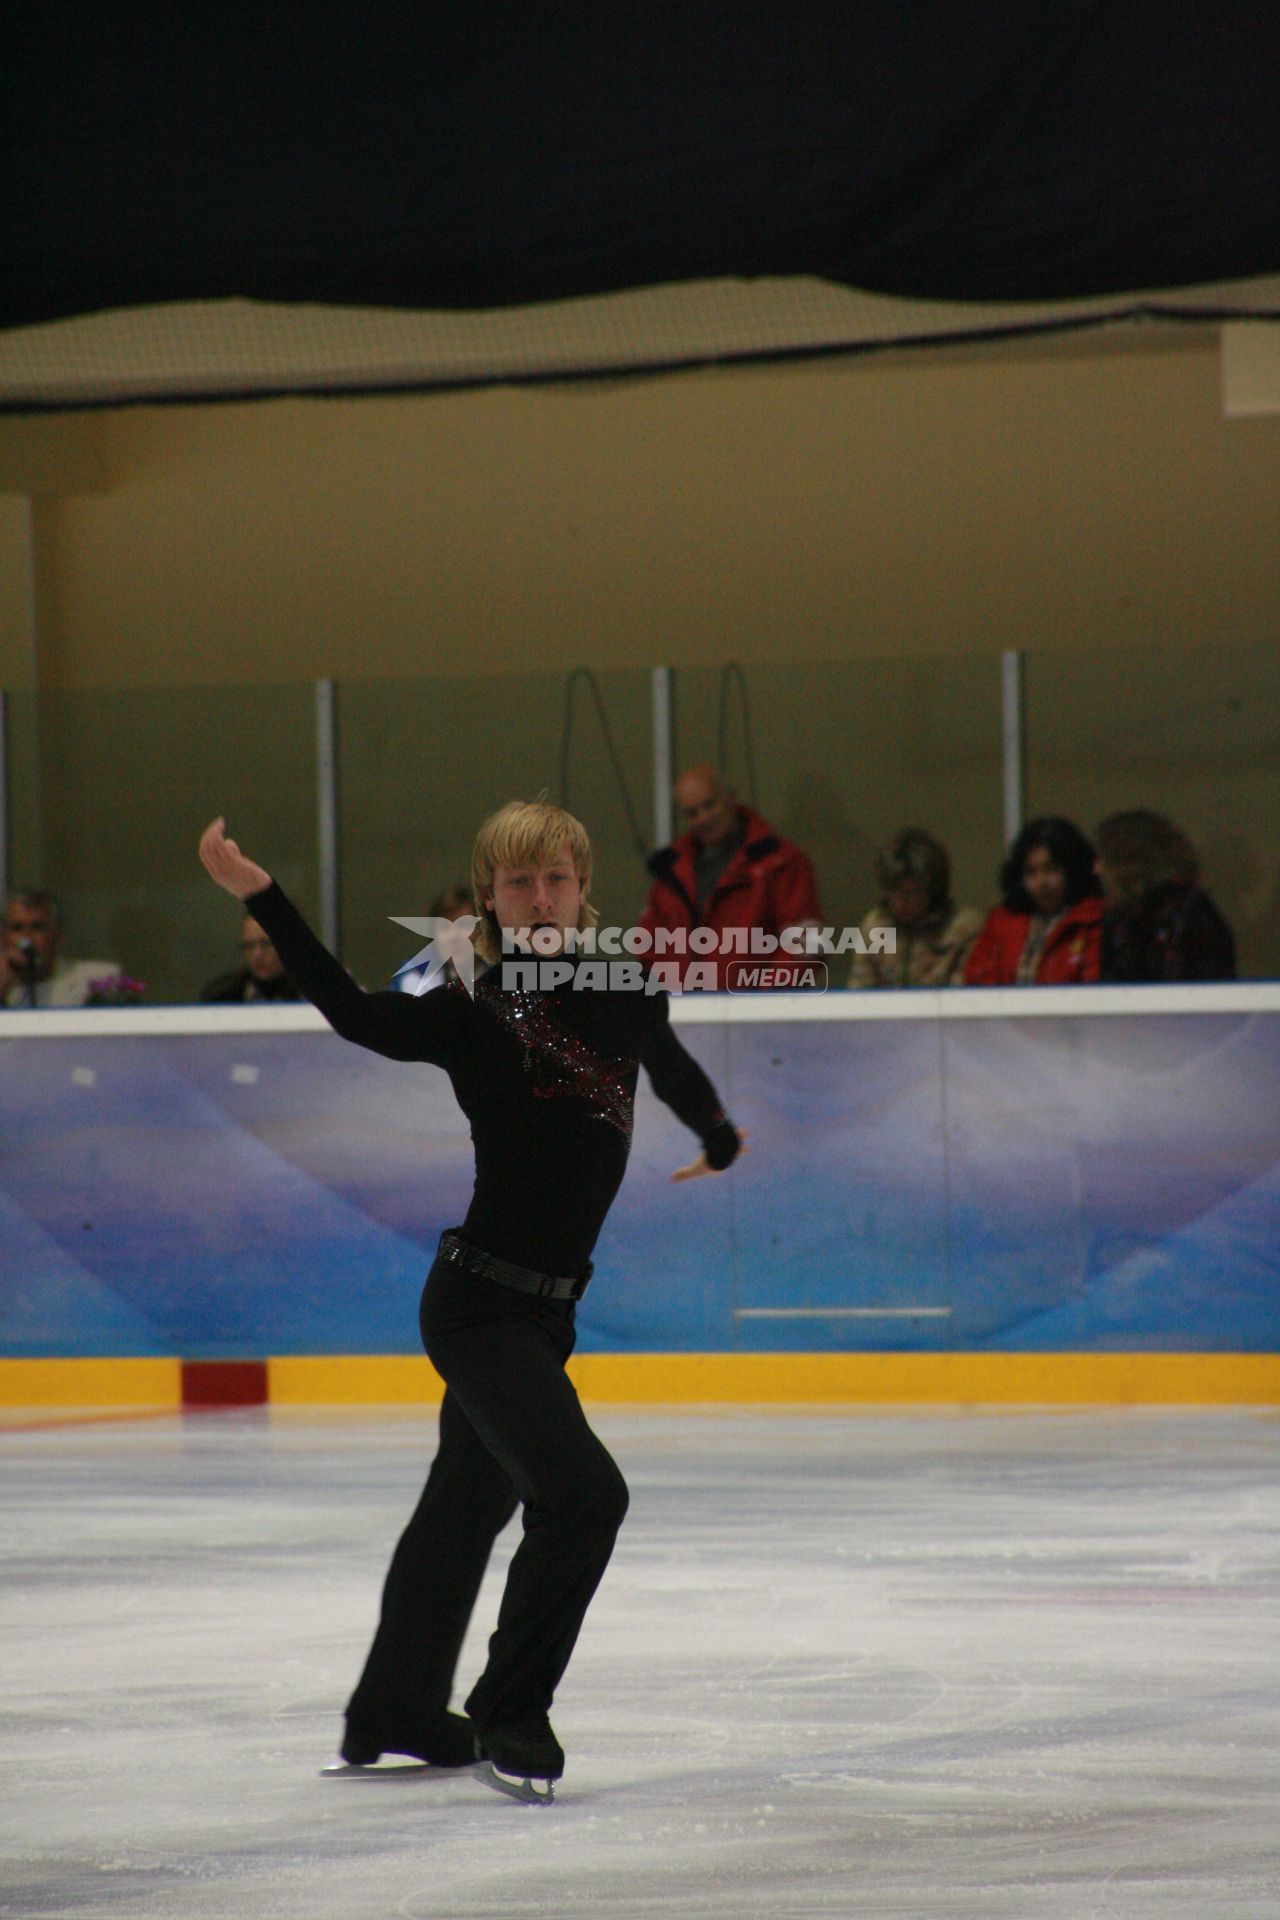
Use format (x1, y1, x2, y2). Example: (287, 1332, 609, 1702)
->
(389, 914, 480, 997)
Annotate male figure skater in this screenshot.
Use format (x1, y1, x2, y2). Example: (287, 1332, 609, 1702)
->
(199, 801, 741, 1802)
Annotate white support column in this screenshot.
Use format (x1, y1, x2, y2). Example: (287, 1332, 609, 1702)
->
(315, 679, 340, 953)
(651, 664, 673, 851)
(1001, 649, 1026, 845)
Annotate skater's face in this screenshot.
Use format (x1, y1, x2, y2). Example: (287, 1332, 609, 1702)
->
(486, 843, 585, 953)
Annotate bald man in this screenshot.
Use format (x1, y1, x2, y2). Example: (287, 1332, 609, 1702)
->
(640, 766, 822, 989)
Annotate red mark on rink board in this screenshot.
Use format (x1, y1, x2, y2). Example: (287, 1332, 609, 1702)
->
(181, 1361, 268, 1408)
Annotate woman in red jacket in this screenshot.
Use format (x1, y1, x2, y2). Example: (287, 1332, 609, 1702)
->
(965, 816, 1103, 986)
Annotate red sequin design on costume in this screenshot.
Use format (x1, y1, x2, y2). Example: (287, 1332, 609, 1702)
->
(484, 986, 635, 1140)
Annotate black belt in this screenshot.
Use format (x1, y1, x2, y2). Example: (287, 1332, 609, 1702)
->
(437, 1229, 592, 1302)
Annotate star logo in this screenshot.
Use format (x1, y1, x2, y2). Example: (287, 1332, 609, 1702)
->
(389, 914, 480, 997)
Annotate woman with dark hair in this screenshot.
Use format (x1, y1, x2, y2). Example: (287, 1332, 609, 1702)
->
(964, 816, 1103, 986)
(1095, 810, 1236, 982)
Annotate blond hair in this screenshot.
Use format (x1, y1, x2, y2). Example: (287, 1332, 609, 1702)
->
(470, 799, 599, 963)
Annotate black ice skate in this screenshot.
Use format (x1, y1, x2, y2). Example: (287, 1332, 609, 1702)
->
(474, 1716, 564, 1805)
(321, 1710, 476, 1775)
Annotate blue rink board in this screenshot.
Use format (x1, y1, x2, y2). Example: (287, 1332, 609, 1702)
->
(1, 1010, 1277, 1357)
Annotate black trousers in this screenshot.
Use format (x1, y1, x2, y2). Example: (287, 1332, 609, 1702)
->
(345, 1256, 629, 1741)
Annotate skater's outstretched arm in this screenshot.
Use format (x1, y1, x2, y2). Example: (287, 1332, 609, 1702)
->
(198, 816, 461, 1065)
(640, 995, 746, 1182)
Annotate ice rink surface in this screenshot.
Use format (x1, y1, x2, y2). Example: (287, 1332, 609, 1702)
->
(3, 1406, 1278, 1920)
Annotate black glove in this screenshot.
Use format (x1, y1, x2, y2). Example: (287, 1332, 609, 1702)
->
(702, 1118, 741, 1171)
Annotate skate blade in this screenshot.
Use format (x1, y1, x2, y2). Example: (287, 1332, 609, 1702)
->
(474, 1760, 556, 1805)
(320, 1757, 433, 1778)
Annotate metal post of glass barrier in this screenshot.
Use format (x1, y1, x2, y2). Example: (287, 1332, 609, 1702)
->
(1001, 649, 1026, 846)
(315, 678, 340, 954)
(651, 664, 673, 852)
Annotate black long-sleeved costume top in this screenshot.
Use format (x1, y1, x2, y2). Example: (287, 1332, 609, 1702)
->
(246, 882, 738, 1277)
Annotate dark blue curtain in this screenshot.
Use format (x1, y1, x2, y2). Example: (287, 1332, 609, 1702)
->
(4, 5, 1277, 329)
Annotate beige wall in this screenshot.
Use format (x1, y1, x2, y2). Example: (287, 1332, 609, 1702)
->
(2, 329, 1276, 689)
(2, 329, 1278, 990)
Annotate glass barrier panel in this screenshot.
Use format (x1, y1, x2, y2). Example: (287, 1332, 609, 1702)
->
(670, 654, 1005, 972)
(335, 666, 655, 989)
(1024, 640, 1280, 979)
(3, 683, 318, 1003)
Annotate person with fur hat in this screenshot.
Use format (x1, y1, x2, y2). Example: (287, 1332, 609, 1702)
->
(1095, 810, 1235, 981)
(848, 828, 981, 988)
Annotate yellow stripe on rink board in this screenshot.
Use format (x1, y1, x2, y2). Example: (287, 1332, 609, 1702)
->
(564, 1352, 1280, 1405)
(270, 1351, 1280, 1406)
(268, 1354, 446, 1404)
(571, 1351, 1280, 1413)
(0, 1358, 181, 1408)
(3, 1353, 1277, 1410)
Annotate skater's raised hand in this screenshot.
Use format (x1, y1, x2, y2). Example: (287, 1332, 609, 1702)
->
(671, 1130, 749, 1183)
(198, 816, 272, 900)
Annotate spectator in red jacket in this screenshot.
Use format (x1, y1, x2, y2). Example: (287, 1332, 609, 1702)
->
(965, 816, 1103, 987)
(640, 765, 823, 989)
